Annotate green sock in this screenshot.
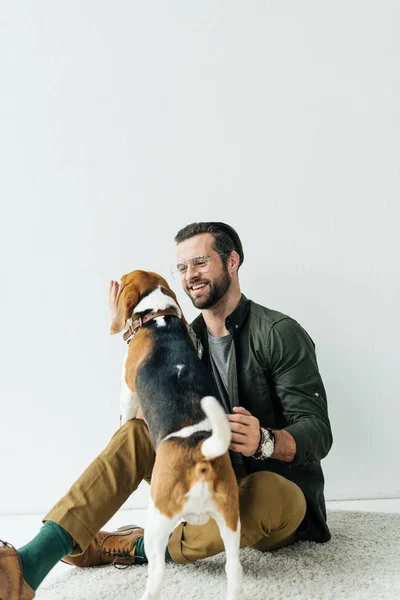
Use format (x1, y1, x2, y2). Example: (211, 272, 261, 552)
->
(18, 521, 74, 590)
(134, 536, 172, 562)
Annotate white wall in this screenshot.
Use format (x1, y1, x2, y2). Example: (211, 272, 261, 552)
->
(0, 1, 399, 515)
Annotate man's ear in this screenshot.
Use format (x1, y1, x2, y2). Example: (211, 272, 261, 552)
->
(110, 284, 139, 335)
(229, 250, 240, 273)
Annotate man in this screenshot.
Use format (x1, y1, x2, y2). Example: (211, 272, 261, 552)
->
(0, 222, 332, 600)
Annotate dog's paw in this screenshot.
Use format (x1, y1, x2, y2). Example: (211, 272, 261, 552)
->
(226, 586, 245, 600)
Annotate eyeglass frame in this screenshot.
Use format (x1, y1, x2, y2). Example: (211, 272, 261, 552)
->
(171, 251, 231, 280)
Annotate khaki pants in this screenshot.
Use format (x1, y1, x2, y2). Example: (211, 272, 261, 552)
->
(45, 419, 306, 564)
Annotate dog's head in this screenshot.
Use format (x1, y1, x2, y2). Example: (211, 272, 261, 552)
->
(110, 270, 187, 334)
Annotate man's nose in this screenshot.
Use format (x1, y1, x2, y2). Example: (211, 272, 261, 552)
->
(185, 263, 200, 281)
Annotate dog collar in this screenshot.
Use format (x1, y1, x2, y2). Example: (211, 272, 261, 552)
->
(123, 307, 180, 344)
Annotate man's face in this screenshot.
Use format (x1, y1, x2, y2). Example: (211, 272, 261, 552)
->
(176, 233, 232, 309)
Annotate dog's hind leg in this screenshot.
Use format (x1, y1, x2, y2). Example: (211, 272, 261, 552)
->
(139, 498, 179, 600)
(213, 512, 244, 600)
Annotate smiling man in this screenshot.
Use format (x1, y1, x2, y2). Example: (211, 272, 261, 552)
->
(0, 222, 332, 600)
(173, 223, 304, 466)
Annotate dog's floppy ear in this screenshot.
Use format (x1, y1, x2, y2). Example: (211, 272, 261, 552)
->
(110, 277, 140, 335)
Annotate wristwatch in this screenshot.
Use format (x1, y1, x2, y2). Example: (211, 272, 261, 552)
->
(253, 427, 275, 460)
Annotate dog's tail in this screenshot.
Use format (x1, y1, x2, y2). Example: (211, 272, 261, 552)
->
(200, 396, 231, 459)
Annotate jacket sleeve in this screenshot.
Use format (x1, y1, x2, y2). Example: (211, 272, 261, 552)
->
(266, 318, 333, 467)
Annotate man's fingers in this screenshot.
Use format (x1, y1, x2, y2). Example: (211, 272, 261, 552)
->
(229, 423, 248, 434)
(230, 432, 247, 443)
(229, 442, 246, 452)
(232, 406, 252, 416)
(109, 281, 119, 301)
(109, 281, 117, 298)
(227, 414, 251, 425)
(108, 281, 119, 320)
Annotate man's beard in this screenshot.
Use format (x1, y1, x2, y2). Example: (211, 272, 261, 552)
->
(186, 267, 232, 309)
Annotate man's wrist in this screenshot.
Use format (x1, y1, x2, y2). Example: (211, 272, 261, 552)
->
(271, 429, 297, 463)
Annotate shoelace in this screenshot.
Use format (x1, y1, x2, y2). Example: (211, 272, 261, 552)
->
(103, 547, 147, 569)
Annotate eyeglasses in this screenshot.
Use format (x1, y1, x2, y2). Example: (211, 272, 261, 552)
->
(171, 252, 228, 280)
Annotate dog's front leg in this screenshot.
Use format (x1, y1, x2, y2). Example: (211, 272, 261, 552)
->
(213, 513, 244, 600)
(139, 498, 179, 600)
(119, 385, 139, 425)
(119, 352, 139, 426)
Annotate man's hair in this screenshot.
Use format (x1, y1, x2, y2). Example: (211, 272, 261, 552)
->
(174, 222, 244, 269)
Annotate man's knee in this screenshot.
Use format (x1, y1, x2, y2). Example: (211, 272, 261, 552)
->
(239, 471, 306, 531)
(113, 416, 150, 437)
(109, 418, 153, 450)
(280, 476, 307, 531)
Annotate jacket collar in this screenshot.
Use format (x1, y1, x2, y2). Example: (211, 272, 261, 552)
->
(190, 294, 251, 339)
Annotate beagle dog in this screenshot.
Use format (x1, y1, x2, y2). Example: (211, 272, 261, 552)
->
(111, 270, 244, 600)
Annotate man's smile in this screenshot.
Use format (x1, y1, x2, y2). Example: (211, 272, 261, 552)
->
(189, 281, 209, 293)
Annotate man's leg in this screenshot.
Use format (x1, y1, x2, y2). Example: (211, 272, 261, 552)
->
(168, 471, 306, 563)
(1, 418, 155, 597)
(44, 418, 154, 554)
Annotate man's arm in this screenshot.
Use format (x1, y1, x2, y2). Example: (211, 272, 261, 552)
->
(271, 429, 296, 462)
(228, 318, 332, 466)
(268, 317, 333, 466)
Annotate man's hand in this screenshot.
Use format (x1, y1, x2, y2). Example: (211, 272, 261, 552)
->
(227, 406, 297, 462)
(227, 406, 261, 457)
(109, 280, 119, 321)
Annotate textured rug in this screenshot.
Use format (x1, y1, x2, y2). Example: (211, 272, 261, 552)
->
(36, 511, 400, 600)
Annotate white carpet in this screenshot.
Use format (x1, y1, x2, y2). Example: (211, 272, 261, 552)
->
(35, 511, 400, 600)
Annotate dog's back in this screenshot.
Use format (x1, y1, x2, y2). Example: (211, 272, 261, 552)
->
(136, 315, 237, 524)
(135, 316, 217, 448)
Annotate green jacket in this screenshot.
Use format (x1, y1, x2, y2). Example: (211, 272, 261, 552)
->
(190, 294, 333, 543)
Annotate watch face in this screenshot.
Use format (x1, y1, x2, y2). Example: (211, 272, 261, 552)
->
(262, 433, 274, 458)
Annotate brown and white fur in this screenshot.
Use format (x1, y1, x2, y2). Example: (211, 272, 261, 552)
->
(111, 270, 244, 600)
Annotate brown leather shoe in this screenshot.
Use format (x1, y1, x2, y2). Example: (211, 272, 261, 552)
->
(0, 541, 35, 600)
(62, 525, 144, 568)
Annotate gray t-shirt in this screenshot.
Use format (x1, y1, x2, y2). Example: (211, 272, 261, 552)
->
(207, 332, 232, 413)
(208, 332, 243, 466)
